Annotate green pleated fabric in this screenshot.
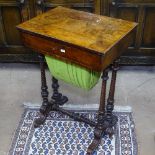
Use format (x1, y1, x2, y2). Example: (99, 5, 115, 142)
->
(45, 55, 101, 90)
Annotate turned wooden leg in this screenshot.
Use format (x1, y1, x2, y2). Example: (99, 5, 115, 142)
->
(51, 77, 68, 105)
(105, 59, 119, 135)
(87, 68, 109, 155)
(34, 54, 50, 128)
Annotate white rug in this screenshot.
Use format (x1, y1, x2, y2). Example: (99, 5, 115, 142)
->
(9, 105, 138, 155)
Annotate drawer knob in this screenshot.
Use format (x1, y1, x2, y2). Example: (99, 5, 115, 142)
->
(60, 49, 66, 53)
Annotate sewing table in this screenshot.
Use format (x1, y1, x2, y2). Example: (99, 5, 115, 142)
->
(17, 6, 137, 154)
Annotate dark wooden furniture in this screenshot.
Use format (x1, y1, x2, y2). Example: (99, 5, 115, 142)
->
(0, 0, 155, 65)
(0, 0, 96, 62)
(17, 6, 137, 154)
(100, 0, 155, 65)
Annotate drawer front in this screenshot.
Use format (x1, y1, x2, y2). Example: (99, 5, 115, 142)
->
(21, 32, 102, 71)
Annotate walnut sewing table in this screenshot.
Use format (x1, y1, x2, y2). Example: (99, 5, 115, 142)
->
(17, 6, 137, 154)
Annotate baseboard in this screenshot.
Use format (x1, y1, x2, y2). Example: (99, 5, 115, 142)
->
(23, 102, 132, 112)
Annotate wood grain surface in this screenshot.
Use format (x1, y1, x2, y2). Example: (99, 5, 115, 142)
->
(17, 6, 137, 54)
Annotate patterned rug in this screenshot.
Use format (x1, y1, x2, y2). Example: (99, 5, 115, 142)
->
(9, 108, 138, 155)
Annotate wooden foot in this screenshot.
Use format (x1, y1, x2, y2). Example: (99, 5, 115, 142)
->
(34, 113, 47, 128)
(87, 128, 103, 155)
(34, 103, 54, 128)
(87, 114, 117, 154)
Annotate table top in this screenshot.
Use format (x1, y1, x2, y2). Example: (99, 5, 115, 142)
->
(17, 6, 137, 55)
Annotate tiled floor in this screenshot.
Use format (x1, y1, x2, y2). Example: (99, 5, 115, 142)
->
(0, 63, 155, 155)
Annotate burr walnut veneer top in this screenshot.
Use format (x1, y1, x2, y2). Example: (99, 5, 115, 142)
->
(17, 6, 137, 71)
